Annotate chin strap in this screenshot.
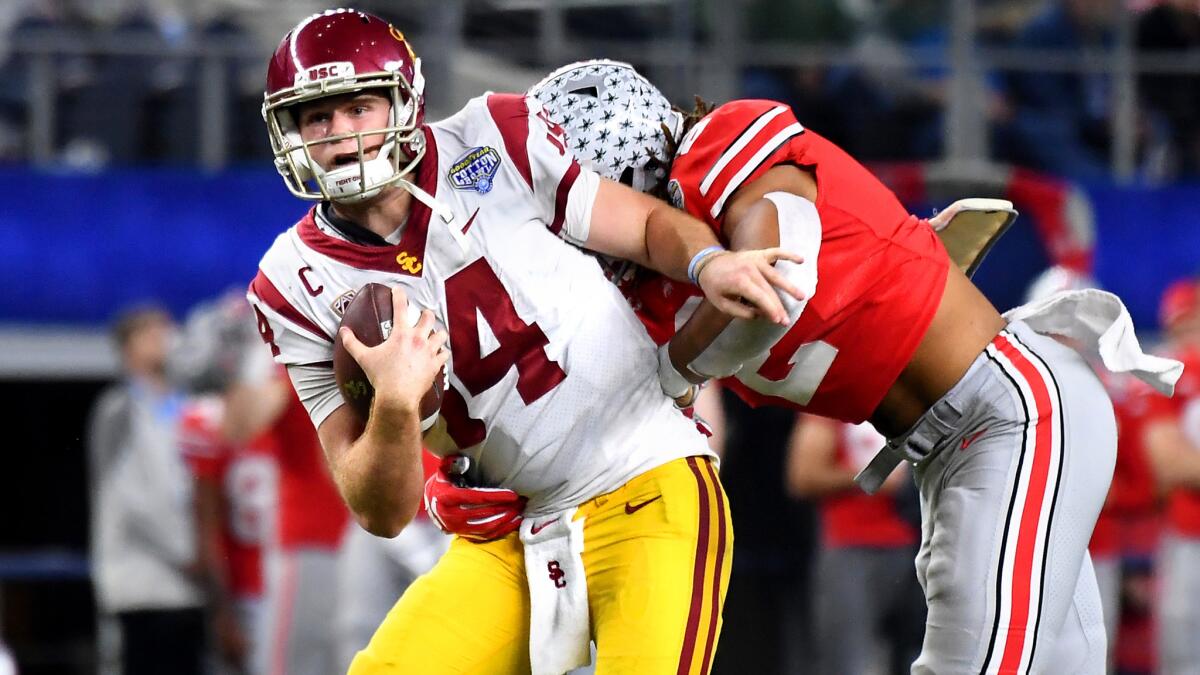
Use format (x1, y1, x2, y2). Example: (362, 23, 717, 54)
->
(397, 176, 469, 253)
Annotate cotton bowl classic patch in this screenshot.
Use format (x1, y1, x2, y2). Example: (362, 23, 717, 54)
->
(449, 146, 502, 194)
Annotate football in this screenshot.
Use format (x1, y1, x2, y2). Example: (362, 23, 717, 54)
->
(332, 282, 445, 429)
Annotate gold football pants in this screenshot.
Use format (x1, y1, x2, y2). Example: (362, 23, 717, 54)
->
(349, 455, 733, 675)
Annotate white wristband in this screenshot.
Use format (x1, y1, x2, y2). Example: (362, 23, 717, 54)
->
(657, 343, 696, 399)
(687, 245, 725, 285)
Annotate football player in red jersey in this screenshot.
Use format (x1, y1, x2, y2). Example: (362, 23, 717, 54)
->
(1141, 278, 1200, 673)
(1022, 265, 1167, 670)
(170, 295, 279, 675)
(466, 60, 1180, 673)
(248, 10, 810, 675)
(787, 416, 925, 675)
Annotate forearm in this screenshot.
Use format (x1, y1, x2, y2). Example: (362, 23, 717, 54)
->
(193, 481, 232, 603)
(223, 379, 290, 443)
(332, 401, 425, 537)
(1176, 453, 1200, 490)
(669, 304, 734, 384)
(327, 294, 450, 536)
(667, 197, 784, 378)
(790, 466, 857, 498)
(1155, 453, 1200, 491)
(1145, 421, 1200, 491)
(584, 181, 719, 276)
(643, 199, 722, 281)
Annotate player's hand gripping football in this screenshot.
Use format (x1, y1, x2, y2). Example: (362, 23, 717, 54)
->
(696, 248, 805, 324)
(338, 286, 449, 416)
(424, 455, 527, 541)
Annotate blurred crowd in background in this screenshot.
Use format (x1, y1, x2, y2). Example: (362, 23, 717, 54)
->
(73, 270, 1200, 675)
(86, 294, 451, 675)
(0, 0, 1198, 674)
(0, 0, 1198, 182)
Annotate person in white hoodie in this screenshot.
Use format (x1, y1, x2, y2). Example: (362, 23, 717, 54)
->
(87, 305, 205, 675)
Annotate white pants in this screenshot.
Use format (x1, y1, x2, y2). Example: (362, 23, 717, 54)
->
(1090, 552, 1120, 673)
(1158, 535, 1200, 675)
(901, 322, 1113, 674)
(260, 547, 339, 675)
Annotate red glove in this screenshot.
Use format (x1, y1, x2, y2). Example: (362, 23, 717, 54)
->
(423, 456, 526, 542)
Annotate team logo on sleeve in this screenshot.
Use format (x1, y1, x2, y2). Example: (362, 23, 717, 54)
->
(448, 146, 502, 194)
(666, 178, 684, 210)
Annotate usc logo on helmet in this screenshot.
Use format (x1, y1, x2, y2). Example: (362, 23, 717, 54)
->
(296, 61, 354, 86)
(395, 251, 423, 275)
(308, 64, 340, 79)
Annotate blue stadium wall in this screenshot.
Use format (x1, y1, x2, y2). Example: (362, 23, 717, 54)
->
(1, 168, 1196, 331)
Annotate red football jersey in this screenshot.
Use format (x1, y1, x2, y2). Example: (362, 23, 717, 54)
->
(1141, 347, 1200, 537)
(1091, 371, 1161, 556)
(180, 398, 278, 598)
(637, 99, 951, 422)
(1106, 372, 1160, 517)
(622, 272, 702, 346)
(820, 422, 918, 548)
(272, 382, 350, 549)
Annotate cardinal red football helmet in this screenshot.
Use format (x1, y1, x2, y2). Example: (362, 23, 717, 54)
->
(263, 8, 425, 203)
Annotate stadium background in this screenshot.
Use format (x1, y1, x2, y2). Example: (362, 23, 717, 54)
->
(0, 0, 1197, 672)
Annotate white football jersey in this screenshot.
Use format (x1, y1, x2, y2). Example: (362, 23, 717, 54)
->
(248, 93, 713, 515)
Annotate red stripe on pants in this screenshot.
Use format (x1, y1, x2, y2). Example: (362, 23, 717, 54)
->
(677, 457, 713, 675)
(698, 460, 728, 675)
(995, 335, 1057, 673)
(269, 553, 298, 675)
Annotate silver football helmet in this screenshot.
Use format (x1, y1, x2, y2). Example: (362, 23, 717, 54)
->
(168, 291, 260, 394)
(529, 60, 683, 195)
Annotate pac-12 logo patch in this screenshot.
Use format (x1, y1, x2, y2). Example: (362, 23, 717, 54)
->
(449, 146, 501, 194)
(331, 290, 357, 317)
(666, 178, 684, 210)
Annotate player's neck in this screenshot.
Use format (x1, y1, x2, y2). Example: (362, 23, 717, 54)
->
(329, 187, 414, 240)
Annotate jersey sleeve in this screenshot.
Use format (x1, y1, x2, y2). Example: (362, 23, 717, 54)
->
(179, 407, 227, 480)
(286, 362, 345, 431)
(1140, 381, 1182, 425)
(485, 93, 600, 246)
(246, 268, 334, 368)
(670, 99, 807, 223)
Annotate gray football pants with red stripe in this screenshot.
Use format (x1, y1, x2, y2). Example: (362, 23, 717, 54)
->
(261, 547, 339, 675)
(1158, 534, 1200, 674)
(898, 321, 1113, 674)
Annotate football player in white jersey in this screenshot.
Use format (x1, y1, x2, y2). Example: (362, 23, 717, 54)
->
(497, 61, 1179, 674)
(247, 9, 805, 675)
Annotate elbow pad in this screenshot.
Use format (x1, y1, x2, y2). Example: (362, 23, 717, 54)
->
(688, 192, 822, 380)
